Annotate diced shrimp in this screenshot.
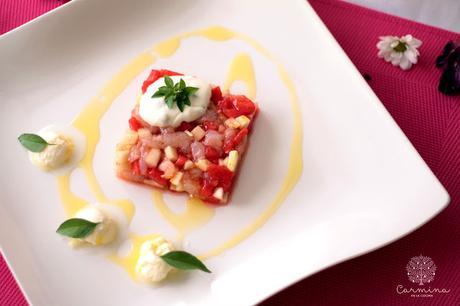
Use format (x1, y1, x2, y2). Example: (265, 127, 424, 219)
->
(140, 132, 192, 152)
(191, 142, 205, 161)
(159, 160, 177, 179)
(182, 169, 202, 196)
(198, 108, 219, 123)
(128, 145, 141, 162)
(203, 130, 223, 150)
(139, 145, 149, 175)
(163, 132, 193, 152)
(161, 127, 175, 134)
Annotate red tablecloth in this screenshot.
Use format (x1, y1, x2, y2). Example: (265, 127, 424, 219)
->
(1, 0, 459, 305)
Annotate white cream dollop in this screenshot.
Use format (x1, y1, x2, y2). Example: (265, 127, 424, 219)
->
(29, 130, 73, 171)
(135, 236, 174, 283)
(72, 206, 118, 246)
(139, 75, 211, 128)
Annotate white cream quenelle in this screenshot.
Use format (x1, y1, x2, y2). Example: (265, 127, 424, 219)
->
(138, 75, 211, 128)
(29, 130, 73, 170)
(135, 236, 175, 283)
(27, 125, 86, 173)
(71, 206, 118, 246)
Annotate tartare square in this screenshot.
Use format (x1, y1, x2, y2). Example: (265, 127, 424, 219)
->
(115, 69, 258, 204)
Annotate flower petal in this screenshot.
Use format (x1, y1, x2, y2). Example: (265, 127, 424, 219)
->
(390, 52, 403, 66)
(383, 52, 393, 61)
(401, 34, 412, 42)
(410, 38, 422, 48)
(376, 41, 390, 49)
(399, 57, 412, 70)
(405, 50, 418, 64)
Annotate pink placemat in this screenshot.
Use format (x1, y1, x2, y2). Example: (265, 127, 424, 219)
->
(1, 0, 459, 305)
(264, 1, 460, 305)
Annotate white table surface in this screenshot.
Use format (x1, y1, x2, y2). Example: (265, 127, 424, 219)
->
(347, 0, 460, 33)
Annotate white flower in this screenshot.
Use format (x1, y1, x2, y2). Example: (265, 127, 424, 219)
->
(377, 35, 422, 70)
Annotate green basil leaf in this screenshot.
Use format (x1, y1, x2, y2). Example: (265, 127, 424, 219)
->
(150, 78, 197, 112)
(166, 95, 175, 108)
(177, 100, 185, 112)
(18, 133, 50, 152)
(161, 251, 211, 273)
(158, 86, 170, 93)
(179, 79, 186, 90)
(185, 87, 199, 95)
(164, 75, 174, 88)
(56, 218, 99, 238)
(152, 91, 165, 98)
(174, 81, 181, 90)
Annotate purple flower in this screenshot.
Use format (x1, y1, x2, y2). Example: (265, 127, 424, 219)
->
(436, 40, 460, 95)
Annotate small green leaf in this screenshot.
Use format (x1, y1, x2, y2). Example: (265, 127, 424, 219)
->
(179, 79, 186, 90)
(150, 78, 197, 112)
(164, 75, 174, 88)
(158, 87, 170, 94)
(152, 91, 165, 98)
(18, 133, 50, 152)
(161, 251, 211, 273)
(185, 87, 199, 95)
(56, 218, 99, 238)
(177, 100, 185, 112)
(166, 96, 175, 108)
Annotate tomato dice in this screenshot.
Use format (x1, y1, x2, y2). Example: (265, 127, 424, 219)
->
(218, 95, 256, 118)
(223, 141, 233, 153)
(205, 164, 233, 191)
(233, 128, 248, 146)
(147, 168, 169, 187)
(176, 121, 195, 132)
(203, 121, 218, 131)
(200, 176, 223, 204)
(129, 116, 142, 131)
(175, 155, 188, 168)
(223, 128, 248, 153)
(200, 180, 215, 197)
(204, 196, 221, 205)
(131, 160, 140, 175)
(204, 146, 220, 162)
(211, 86, 223, 103)
(141, 69, 182, 93)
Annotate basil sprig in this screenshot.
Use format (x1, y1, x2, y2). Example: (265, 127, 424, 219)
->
(151, 76, 199, 112)
(18, 133, 52, 152)
(161, 250, 211, 273)
(56, 218, 99, 238)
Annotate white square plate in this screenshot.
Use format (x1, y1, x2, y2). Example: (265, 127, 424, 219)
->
(0, 0, 449, 305)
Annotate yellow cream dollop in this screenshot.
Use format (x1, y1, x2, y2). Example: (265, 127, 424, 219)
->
(135, 236, 174, 283)
(29, 131, 73, 171)
(70, 206, 118, 246)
